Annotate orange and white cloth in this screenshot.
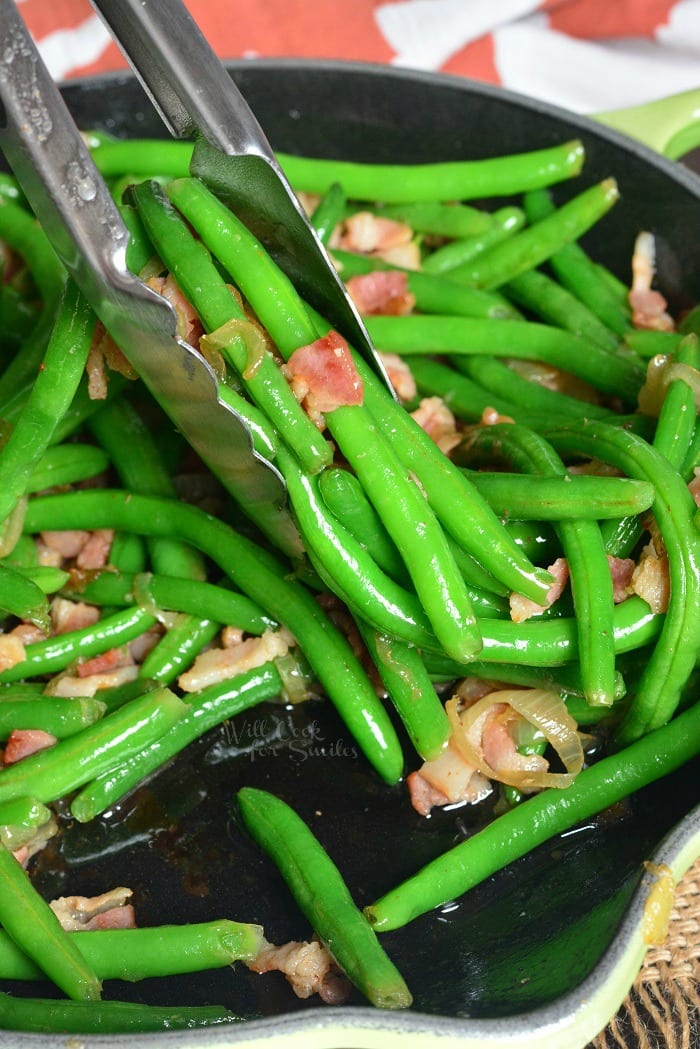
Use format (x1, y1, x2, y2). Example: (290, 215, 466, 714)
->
(19, 0, 700, 114)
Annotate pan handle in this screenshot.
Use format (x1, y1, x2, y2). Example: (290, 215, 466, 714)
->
(593, 88, 700, 161)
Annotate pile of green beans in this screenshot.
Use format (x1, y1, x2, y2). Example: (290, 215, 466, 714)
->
(0, 124, 696, 1036)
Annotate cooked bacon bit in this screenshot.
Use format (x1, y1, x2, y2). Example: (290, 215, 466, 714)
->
(76, 529, 114, 570)
(346, 271, 415, 317)
(629, 232, 674, 332)
(0, 634, 26, 672)
(379, 352, 417, 402)
(50, 597, 101, 636)
(50, 887, 135, 932)
(408, 741, 492, 816)
(7, 623, 45, 647)
(248, 937, 350, 1004)
(332, 211, 413, 255)
(3, 729, 57, 765)
(688, 468, 700, 507)
(295, 191, 321, 217)
(86, 325, 137, 401)
(178, 627, 295, 693)
(128, 625, 163, 664)
(608, 555, 636, 604)
(481, 406, 515, 426)
(77, 646, 133, 679)
(376, 241, 421, 270)
(147, 275, 204, 345)
(411, 396, 461, 455)
(12, 817, 58, 868)
(285, 331, 363, 424)
(40, 529, 90, 560)
(46, 664, 139, 698)
(510, 557, 569, 623)
(221, 626, 244, 648)
(630, 540, 670, 613)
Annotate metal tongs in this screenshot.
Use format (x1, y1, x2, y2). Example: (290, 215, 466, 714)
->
(0, 0, 386, 554)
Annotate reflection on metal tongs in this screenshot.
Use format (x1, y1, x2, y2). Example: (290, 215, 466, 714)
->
(0, 0, 388, 556)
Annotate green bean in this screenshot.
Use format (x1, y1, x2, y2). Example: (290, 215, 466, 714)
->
(23, 490, 404, 784)
(0, 197, 64, 306)
(0, 687, 186, 806)
(309, 182, 346, 244)
(456, 179, 619, 290)
(359, 623, 450, 761)
(278, 140, 585, 202)
(524, 188, 631, 336)
(0, 917, 263, 982)
(238, 786, 412, 1009)
(25, 442, 110, 493)
(370, 200, 493, 238)
(317, 466, 408, 583)
(108, 531, 148, 574)
(65, 569, 275, 635)
(624, 329, 685, 359)
(0, 993, 236, 1034)
(464, 471, 655, 520)
(599, 513, 644, 560)
(72, 663, 285, 821)
(0, 797, 52, 851)
(0, 606, 157, 684)
(0, 563, 50, 632)
(333, 249, 519, 320)
(0, 281, 96, 526)
(454, 354, 614, 422)
(277, 446, 437, 649)
(651, 334, 699, 470)
(139, 617, 222, 686)
(0, 695, 105, 740)
(352, 354, 556, 602)
(681, 424, 700, 479)
(133, 180, 331, 475)
(460, 422, 617, 705)
(546, 420, 700, 741)
(168, 180, 482, 661)
(0, 841, 101, 1000)
(18, 565, 70, 599)
(91, 138, 192, 179)
(365, 698, 700, 931)
(365, 315, 644, 402)
(504, 268, 619, 351)
(504, 519, 558, 563)
(422, 206, 525, 275)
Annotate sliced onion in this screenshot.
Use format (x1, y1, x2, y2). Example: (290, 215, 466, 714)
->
(201, 317, 270, 380)
(638, 352, 700, 416)
(446, 687, 584, 791)
(274, 651, 315, 705)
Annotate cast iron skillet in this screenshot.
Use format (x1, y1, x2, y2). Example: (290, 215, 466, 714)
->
(1, 61, 699, 1049)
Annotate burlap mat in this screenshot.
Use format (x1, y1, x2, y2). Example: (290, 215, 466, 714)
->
(589, 857, 700, 1049)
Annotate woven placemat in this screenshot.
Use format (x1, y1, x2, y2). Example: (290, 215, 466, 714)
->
(590, 857, 700, 1049)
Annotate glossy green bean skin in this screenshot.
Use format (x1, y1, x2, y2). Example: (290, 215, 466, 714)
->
(0, 281, 96, 526)
(359, 624, 450, 761)
(0, 842, 101, 1000)
(365, 699, 700, 931)
(22, 490, 404, 784)
(422, 206, 525, 275)
(0, 606, 156, 685)
(547, 421, 700, 741)
(504, 268, 619, 351)
(0, 918, 263, 982)
(278, 140, 585, 201)
(0, 695, 105, 740)
(26, 442, 110, 493)
(461, 423, 617, 705)
(0, 797, 52, 851)
(0, 563, 50, 633)
(651, 334, 699, 470)
(238, 787, 412, 1009)
(365, 315, 643, 402)
(0, 993, 236, 1034)
(309, 182, 347, 244)
(0, 687, 186, 806)
(65, 569, 275, 635)
(464, 471, 655, 520)
(370, 200, 493, 238)
(72, 663, 285, 821)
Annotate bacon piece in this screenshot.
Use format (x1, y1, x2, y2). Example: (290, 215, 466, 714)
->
(510, 557, 569, 623)
(285, 331, 363, 421)
(248, 937, 350, 1004)
(0, 634, 26, 672)
(147, 275, 204, 345)
(76, 646, 133, 679)
(408, 740, 492, 816)
(410, 396, 461, 455)
(40, 529, 90, 560)
(50, 887, 135, 932)
(631, 540, 670, 613)
(46, 664, 139, 698)
(607, 555, 636, 604)
(628, 232, 674, 332)
(333, 212, 412, 255)
(76, 529, 114, 570)
(3, 729, 57, 765)
(689, 469, 700, 507)
(178, 627, 295, 693)
(346, 271, 415, 317)
(378, 352, 416, 402)
(50, 597, 101, 636)
(86, 325, 137, 400)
